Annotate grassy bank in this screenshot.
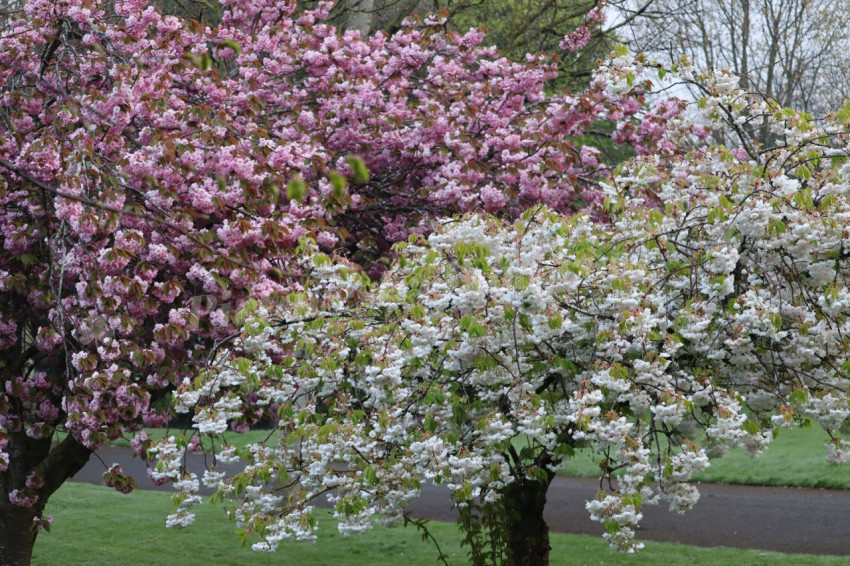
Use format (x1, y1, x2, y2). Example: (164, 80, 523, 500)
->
(55, 427, 274, 452)
(78, 424, 850, 489)
(33, 483, 847, 566)
(557, 426, 850, 489)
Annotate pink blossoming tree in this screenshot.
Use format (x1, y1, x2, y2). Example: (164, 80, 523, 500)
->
(0, 0, 678, 563)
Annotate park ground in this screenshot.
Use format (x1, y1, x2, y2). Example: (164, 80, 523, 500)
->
(31, 426, 850, 565)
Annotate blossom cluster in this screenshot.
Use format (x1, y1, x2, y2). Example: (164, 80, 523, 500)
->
(8, 0, 848, 559)
(168, 60, 850, 553)
(0, 0, 678, 531)
(559, 2, 606, 52)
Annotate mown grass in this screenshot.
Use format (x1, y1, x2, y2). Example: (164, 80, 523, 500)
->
(33, 483, 847, 566)
(75, 424, 850, 489)
(116, 427, 276, 451)
(55, 427, 275, 452)
(557, 426, 850, 489)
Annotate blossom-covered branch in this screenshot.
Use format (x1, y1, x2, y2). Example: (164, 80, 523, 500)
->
(169, 61, 850, 561)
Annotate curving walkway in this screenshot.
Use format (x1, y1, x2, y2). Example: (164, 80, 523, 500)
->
(72, 447, 850, 555)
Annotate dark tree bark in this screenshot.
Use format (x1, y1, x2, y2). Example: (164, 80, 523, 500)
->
(502, 472, 555, 566)
(0, 432, 92, 566)
(0, 504, 38, 566)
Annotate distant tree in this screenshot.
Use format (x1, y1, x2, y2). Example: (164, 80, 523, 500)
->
(323, 0, 436, 35)
(444, 0, 613, 91)
(151, 1, 650, 94)
(620, 0, 850, 117)
(305, 1, 646, 92)
(153, 0, 222, 23)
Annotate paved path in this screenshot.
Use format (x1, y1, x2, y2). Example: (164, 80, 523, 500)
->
(73, 446, 850, 555)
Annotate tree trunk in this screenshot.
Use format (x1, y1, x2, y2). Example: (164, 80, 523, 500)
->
(346, 0, 375, 35)
(0, 433, 92, 566)
(0, 504, 38, 566)
(502, 473, 554, 566)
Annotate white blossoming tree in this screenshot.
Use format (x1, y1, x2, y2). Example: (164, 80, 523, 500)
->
(154, 63, 850, 565)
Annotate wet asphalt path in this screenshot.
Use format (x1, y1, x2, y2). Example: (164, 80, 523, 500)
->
(72, 446, 850, 555)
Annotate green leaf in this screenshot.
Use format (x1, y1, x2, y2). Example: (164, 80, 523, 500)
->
(363, 466, 378, 484)
(789, 389, 809, 405)
(742, 419, 760, 435)
(768, 218, 786, 235)
(424, 413, 437, 433)
(184, 51, 212, 70)
(345, 155, 370, 184)
(459, 314, 485, 337)
(724, 226, 741, 241)
(265, 181, 279, 203)
(286, 176, 307, 202)
(514, 275, 530, 291)
(609, 362, 628, 380)
(328, 171, 347, 198)
(217, 39, 242, 54)
(17, 254, 37, 266)
(474, 355, 497, 371)
(647, 209, 663, 225)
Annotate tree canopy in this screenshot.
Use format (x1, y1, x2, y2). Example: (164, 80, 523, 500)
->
(623, 0, 850, 118)
(3, 1, 850, 566)
(166, 63, 850, 563)
(0, 1, 675, 564)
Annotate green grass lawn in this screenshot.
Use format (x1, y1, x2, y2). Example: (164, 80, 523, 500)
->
(56, 427, 275, 452)
(557, 426, 850, 489)
(31, 426, 850, 564)
(92, 425, 850, 489)
(33, 483, 847, 566)
(116, 427, 276, 451)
